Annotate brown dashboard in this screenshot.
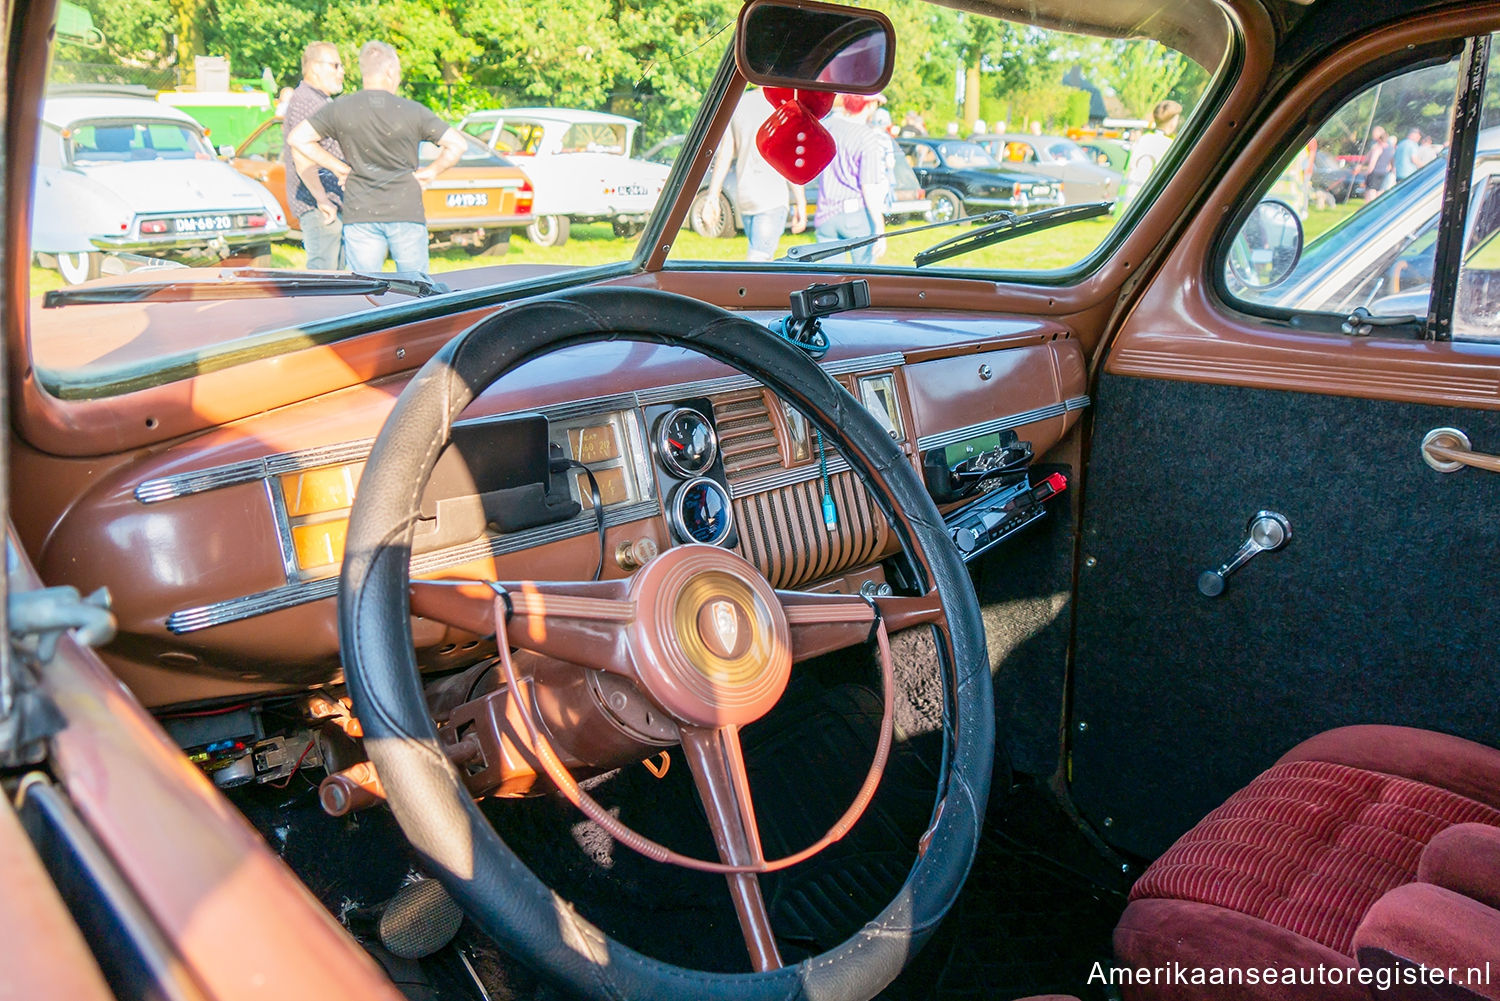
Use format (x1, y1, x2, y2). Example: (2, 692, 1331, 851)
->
(14, 309, 1087, 708)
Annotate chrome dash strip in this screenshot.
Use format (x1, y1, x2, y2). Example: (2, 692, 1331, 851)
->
(731, 454, 852, 498)
(165, 499, 661, 634)
(636, 352, 905, 405)
(915, 395, 1090, 452)
(138, 356, 905, 504)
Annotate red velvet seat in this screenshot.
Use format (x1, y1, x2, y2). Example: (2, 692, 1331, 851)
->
(1113, 726, 1500, 1000)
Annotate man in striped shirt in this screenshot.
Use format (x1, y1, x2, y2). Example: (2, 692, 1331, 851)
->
(282, 42, 345, 269)
(812, 95, 889, 265)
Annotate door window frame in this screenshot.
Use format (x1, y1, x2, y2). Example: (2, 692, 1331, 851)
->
(1209, 36, 1490, 342)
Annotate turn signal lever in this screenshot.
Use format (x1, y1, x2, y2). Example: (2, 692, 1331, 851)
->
(1198, 511, 1291, 597)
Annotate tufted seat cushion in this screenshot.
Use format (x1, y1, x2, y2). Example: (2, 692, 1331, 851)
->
(1114, 726, 1500, 1000)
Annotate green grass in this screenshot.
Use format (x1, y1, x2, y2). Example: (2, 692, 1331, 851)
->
(26, 200, 1368, 297)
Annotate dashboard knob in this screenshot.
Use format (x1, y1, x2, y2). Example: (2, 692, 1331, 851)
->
(615, 537, 660, 571)
(953, 527, 979, 554)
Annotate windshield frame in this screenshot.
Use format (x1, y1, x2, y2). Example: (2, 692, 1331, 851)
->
(19, 0, 1241, 403)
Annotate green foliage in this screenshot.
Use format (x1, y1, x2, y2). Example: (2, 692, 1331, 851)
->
(57, 0, 174, 67)
(1105, 38, 1188, 120)
(51, 0, 1211, 148)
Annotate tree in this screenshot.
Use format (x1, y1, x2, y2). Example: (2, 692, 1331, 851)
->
(1106, 39, 1188, 120)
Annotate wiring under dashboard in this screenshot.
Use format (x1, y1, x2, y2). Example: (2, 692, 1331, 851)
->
(559, 458, 605, 581)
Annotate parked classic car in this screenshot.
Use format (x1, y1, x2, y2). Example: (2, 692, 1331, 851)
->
(228, 118, 535, 255)
(456, 107, 669, 245)
(971, 132, 1122, 203)
(12, 1, 1500, 1001)
(896, 136, 1064, 222)
(31, 94, 289, 283)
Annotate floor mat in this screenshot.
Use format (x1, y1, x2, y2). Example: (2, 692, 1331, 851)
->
(879, 780, 1131, 1001)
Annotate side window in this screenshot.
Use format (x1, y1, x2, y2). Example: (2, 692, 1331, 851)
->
(461, 120, 494, 145)
(1223, 57, 1460, 325)
(239, 122, 283, 161)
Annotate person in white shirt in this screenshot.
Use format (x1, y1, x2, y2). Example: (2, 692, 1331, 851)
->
(1120, 100, 1182, 205)
(702, 87, 807, 261)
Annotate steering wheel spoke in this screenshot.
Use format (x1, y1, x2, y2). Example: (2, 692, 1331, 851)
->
(778, 588, 944, 661)
(409, 577, 637, 678)
(679, 723, 783, 972)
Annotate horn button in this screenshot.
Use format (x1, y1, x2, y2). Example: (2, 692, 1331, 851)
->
(627, 545, 792, 728)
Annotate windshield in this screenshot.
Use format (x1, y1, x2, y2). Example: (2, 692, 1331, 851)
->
(28, 0, 1231, 398)
(939, 142, 1000, 169)
(67, 119, 215, 162)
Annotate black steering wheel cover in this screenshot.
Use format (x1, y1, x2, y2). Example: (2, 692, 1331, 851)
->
(339, 287, 993, 1001)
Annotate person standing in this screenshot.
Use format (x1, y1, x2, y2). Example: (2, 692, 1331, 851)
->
(287, 41, 467, 274)
(702, 87, 806, 261)
(1362, 127, 1394, 200)
(282, 42, 345, 269)
(812, 94, 889, 265)
(1394, 128, 1422, 182)
(1119, 99, 1181, 205)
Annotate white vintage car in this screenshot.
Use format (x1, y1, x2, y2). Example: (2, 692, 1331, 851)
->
(456, 107, 669, 246)
(33, 94, 289, 284)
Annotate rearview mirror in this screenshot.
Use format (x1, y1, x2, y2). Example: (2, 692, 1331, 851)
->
(735, 0, 894, 94)
(1227, 199, 1303, 289)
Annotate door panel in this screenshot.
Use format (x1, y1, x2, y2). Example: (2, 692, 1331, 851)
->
(1071, 373, 1500, 858)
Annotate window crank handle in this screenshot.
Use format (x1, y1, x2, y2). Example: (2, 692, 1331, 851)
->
(1198, 511, 1291, 597)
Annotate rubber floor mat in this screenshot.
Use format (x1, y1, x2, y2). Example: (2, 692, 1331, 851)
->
(878, 781, 1129, 1001)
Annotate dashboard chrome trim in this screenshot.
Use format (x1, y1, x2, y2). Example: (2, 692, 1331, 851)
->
(915, 395, 1090, 452)
(165, 499, 663, 634)
(135, 357, 905, 504)
(730, 452, 852, 497)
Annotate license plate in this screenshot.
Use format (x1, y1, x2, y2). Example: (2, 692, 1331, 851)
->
(1031, 186, 1052, 196)
(445, 192, 489, 208)
(175, 215, 232, 233)
(614, 183, 648, 197)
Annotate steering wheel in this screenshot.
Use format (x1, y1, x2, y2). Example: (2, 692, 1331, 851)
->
(339, 287, 993, 1001)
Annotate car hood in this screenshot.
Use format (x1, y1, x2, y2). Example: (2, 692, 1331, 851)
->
(68, 160, 271, 214)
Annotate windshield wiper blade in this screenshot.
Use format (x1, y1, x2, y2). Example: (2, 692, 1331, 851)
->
(42, 268, 451, 308)
(781, 209, 1020, 264)
(913, 202, 1113, 268)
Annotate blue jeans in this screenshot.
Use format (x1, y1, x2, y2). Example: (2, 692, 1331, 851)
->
(743, 207, 788, 261)
(814, 208, 876, 265)
(343, 221, 430, 274)
(298, 208, 344, 270)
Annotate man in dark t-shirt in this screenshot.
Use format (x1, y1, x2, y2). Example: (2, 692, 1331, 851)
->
(287, 41, 466, 273)
(282, 41, 345, 269)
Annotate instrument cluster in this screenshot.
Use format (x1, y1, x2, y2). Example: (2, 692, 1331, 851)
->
(649, 402, 736, 549)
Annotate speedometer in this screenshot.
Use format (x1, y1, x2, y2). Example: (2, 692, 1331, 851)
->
(668, 477, 734, 546)
(654, 407, 718, 478)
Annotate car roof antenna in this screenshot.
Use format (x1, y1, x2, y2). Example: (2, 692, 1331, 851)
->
(769, 279, 870, 359)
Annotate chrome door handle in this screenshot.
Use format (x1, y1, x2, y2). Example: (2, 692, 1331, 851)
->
(1421, 428, 1500, 473)
(1198, 511, 1291, 597)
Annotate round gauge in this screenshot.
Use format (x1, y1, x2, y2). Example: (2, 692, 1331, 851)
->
(655, 407, 718, 478)
(669, 477, 734, 546)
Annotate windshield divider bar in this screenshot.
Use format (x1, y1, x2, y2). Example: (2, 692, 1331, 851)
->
(1427, 34, 1490, 342)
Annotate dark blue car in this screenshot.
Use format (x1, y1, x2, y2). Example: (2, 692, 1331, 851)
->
(898, 137, 1065, 222)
